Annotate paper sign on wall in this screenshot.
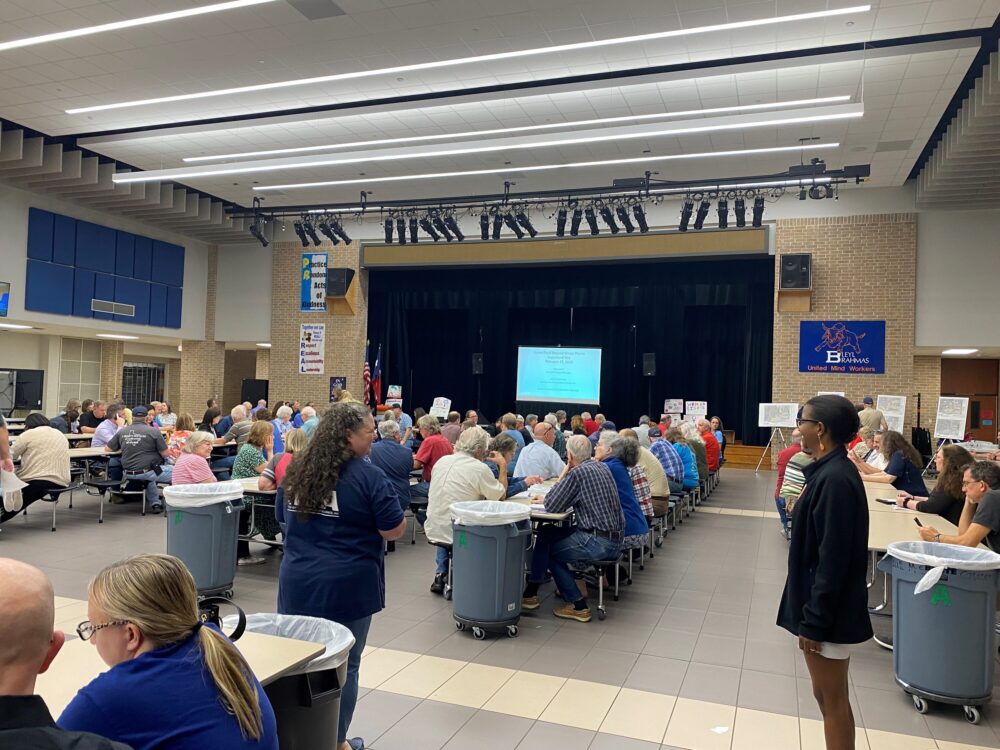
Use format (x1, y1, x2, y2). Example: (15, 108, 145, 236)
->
(300, 253, 328, 312)
(298, 323, 325, 375)
(685, 401, 708, 417)
(758, 403, 799, 428)
(934, 397, 969, 440)
(664, 399, 684, 414)
(387, 385, 402, 399)
(429, 397, 452, 418)
(817, 391, 845, 397)
(329, 377, 347, 401)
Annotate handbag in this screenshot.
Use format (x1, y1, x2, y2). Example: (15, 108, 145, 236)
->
(1, 469, 28, 513)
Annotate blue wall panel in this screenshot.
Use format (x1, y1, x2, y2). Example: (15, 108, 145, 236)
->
(151, 241, 185, 287)
(133, 236, 152, 281)
(93, 273, 115, 320)
(25, 260, 73, 315)
(73, 269, 95, 318)
(27, 208, 53, 262)
(165, 286, 182, 329)
(75, 221, 102, 272)
(114, 277, 149, 325)
(148, 284, 167, 328)
(115, 232, 135, 277)
(53, 214, 77, 265)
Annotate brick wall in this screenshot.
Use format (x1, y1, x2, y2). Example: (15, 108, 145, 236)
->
(912, 354, 942, 431)
(180, 247, 225, 414)
(99, 340, 124, 402)
(256, 348, 270, 380)
(165, 360, 181, 414)
(772, 213, 926, 432)
(223, 350, 256, 409)
(267, 242, 368, 408)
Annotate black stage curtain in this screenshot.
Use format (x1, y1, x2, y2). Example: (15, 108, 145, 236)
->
(368, 256, 773, 444)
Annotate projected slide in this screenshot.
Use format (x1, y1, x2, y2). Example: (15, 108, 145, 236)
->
(516, 346, 602, 405)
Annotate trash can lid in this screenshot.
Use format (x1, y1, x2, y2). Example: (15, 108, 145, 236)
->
(163, 480, 245, 506)
(451, 500, 532, 526)
(225, 613, 355, 674)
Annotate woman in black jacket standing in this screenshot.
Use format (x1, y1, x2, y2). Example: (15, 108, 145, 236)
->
(777, 395, 872, 750)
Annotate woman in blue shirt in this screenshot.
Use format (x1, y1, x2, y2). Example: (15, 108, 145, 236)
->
(278, 402, 407, 750)
(595, 433, 648, 549)
(666, 428, 700, 490)
(59, 554, 277, 750)
(860, 430, 927, 498)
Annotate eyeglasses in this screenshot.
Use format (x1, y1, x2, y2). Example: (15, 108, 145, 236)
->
(795, 418, 820, 427)
(76, 620, 129, 641)
(961, 479, 983, 488)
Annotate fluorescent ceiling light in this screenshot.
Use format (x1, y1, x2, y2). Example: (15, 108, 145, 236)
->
(96, 333, 139, 340)
(67, 5, 871, 114)
(114, 109, 861, 183)
(254, 142, 840, 191)
(256, 343, 272, 348)
(942, 348, 978, 355)
(0, 322, 33, 330)
(0, 0, 277, 53)
(184, 96, 852, 162)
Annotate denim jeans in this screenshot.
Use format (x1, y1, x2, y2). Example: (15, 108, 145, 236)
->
(338, 615, 372, 744)
(774, 494, 789, 530)
(124, 466, 172, 508)
(211, 455, 235, 480)
(529, 526, 622, 605)
(435, 545, 449, 574)
(108, 457, 123, 481)
(409, 481, 429, 525)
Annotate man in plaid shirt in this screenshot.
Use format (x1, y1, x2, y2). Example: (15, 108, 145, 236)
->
(522, 435, 624, 623)
(649, 429, 685, 493)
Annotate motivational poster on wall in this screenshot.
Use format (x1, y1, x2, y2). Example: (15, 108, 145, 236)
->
(664, 398, 684, 414)
(685, 401, 708, 417)
(298, 323, 325, 375)
(329, 377, 347, 401)
(300, 253, 328, 312)
(799, 320, 886, 374)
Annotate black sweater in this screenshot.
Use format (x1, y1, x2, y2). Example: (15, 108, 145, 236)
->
(915, 487, 964, 527)
(777, 446, 874, 644)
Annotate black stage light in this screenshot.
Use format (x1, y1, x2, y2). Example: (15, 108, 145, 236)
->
(717, 199, 728, 229)
(752, 197, 765, 227)
(799, 187, 808, 201)
(570, 207, 583, 236)
(555, 207, 567, 237)
(249, 221, 268, 247)
(584, 206, 600, 235)
(318, 220, 340, 245)
(396, 216, 406, 245)
(384, 217, 393, 244)
(693, 199, 710, 230)
(480, 210, 490, 240)
(432, 212, 453, 241)
(515, 210, 538, 238)
(503, 210, 524, 239)
(734, 197, 746, 228)
(599, 204, 619, 234)
(408, 216, 419, 244)
(492, 211, 503, 240)
(419, 216, 441, 241)
(615, 204, 635, 233)
(809, 184, 833, 200)
(444, 214, 465, 241)
(303, 220, 322, 246)
(632, 203, 649, 233)
(293, 221, 309, 247)
(332, 218, 352, 245)
(678, 199, 693, 232)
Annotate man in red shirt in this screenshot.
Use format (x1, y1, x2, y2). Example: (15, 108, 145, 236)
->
(582, 411, 599, 437)
(697, 418, 721, 472)
(413, 414, 454, 482)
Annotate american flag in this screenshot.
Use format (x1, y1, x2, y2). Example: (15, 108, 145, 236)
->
(372, 344, 382, 407)
(362, 343, 371, 406)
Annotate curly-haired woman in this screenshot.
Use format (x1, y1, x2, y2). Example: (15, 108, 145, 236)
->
(277, 402, 406, 750)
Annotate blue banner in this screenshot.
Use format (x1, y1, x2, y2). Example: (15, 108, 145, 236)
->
(799, 320, 885, 374)
(300, 253, 328, 312)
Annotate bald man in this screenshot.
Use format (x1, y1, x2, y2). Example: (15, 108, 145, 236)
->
(0, 559, 131, 749)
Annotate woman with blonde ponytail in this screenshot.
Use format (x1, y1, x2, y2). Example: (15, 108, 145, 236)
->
(58, 554, 277, 750)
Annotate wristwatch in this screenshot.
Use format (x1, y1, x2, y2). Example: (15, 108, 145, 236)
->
(933, 533, 941, 542)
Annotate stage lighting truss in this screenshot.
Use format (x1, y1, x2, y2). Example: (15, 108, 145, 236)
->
(674, 187, 783, 231)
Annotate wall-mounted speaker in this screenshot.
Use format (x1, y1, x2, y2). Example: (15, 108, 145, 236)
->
(472, 353, 484, 375)
(327, 268, 356, 297)
(642, 353, 656, 377)
(779, 253, 812, 290)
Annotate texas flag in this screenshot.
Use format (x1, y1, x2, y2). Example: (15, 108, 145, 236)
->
(371, 344, 382, 407)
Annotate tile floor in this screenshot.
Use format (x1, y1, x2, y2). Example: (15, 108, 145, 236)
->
(3, 468, 1000, 749)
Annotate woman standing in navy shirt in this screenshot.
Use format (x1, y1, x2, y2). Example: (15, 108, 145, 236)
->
(279, 402, 406, 750)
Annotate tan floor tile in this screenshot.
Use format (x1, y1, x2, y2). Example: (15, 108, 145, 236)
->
(378, 654, 466, 698)
(699, 507, 722, 514)
(937, 741, 1000, 750)
(358, 647, 420, 689)
(800, 718, 870, 750)
(429, 662, 515, 708)
(717, 508, 743, 516)
(362, 645, 378, 657)
(663, 697, 736, 750)
(739, 510, 765, 517)
(763, 511, 782, 519)
(865, 728, 938, 750)
(54, 596, 87, 609)
(599, 686, 675, 743)
(731, 708, 799, 750)
(539, 678, 620, 731)
(483, 670, 566, 720)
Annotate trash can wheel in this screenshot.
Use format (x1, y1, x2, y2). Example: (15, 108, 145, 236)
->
(472, 627, 487, 640)
(911, 695, 928, 714)
(506, 625, 518, 638)
(455, 622, 465, 631)
(964, 705, 981, 725)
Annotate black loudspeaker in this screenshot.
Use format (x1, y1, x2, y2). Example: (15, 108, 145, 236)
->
(241, 378, 269, 405)
(642, 353, 656, 377)
(327, 268, 356, 297)
(779, 253, 812, 290)
(472, 353, 484, 375)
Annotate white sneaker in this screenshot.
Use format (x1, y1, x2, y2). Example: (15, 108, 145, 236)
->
(3, 490, 23, 513)
(237, 556, 267, 566)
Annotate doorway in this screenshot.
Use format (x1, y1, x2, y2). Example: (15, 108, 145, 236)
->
(940, 359, 999, 442)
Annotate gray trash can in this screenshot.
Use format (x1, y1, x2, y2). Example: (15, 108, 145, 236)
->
(225, 614, 354, 750)
(450, 500, 533, 640)
(163, 481, 245, 597)
(878, 541, 1000, 724)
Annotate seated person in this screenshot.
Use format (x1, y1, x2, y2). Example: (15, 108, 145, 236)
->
(851, 427, 875, 461)
(198, 408, 221, 434)
(91, 405, 125, 449)
(517, 415, 534, 445)
(663, 428, 699, 491)
(270, 406, 293, 454)
(513, 421, 565, 479)
(299, 406, 319, 438)
(158, 404, 177, 429)
(440, 411, 462, 445)
(165, 413, 196, 464)
(211, 406, 252, 478)
(621, 428, 670, 520)
(104, 406, 171, 513)
(545, 413, 567, 460)
(857, 430, 927, 497)
(649, 428, 685, 493)
(232, 422, 276, 566)
(595, 432, 649, 551)
(48, 407, 79, 435)
(369, 420, 416, 515)
(259, 428, 307, 493)
(522, 435, 624, 623)
(485, 434, 543, 497)
(710, 416, 726, 462)
(918, 462, 1000, 551)
(4, 413, 70, 524)
(0, 558, 130, 749)
(697, 418, 721, 472)
(499, 413, 525, 470)
(680, 422, 710, 484)
(213, 408, 233, 438)
(79, 401, 107, 434)
(588, 421, 617, 449)
(411, 415, 454, 497)
(896, 444, 973, 526)
(570, 415, 587, 435)
(58, 554, 278, 750)
(171, 432, 218, 486)
(425, 427, 506, 594)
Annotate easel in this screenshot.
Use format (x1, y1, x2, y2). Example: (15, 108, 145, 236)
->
(922, 437, 954, 477)
(756, 427, 789, 473)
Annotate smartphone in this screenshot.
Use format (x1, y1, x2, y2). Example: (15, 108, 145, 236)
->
(913, 517, 923, 528)
(876, 498, 895, 505)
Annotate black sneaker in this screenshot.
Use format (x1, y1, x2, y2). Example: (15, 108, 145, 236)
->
(430, 573, 446, 594)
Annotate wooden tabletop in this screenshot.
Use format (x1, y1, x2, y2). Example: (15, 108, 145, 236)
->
(238, 477, 276, 496)
(68, 447, 120, 459)
(36, 628, 324, 716)
(867, 505, 965, 552)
